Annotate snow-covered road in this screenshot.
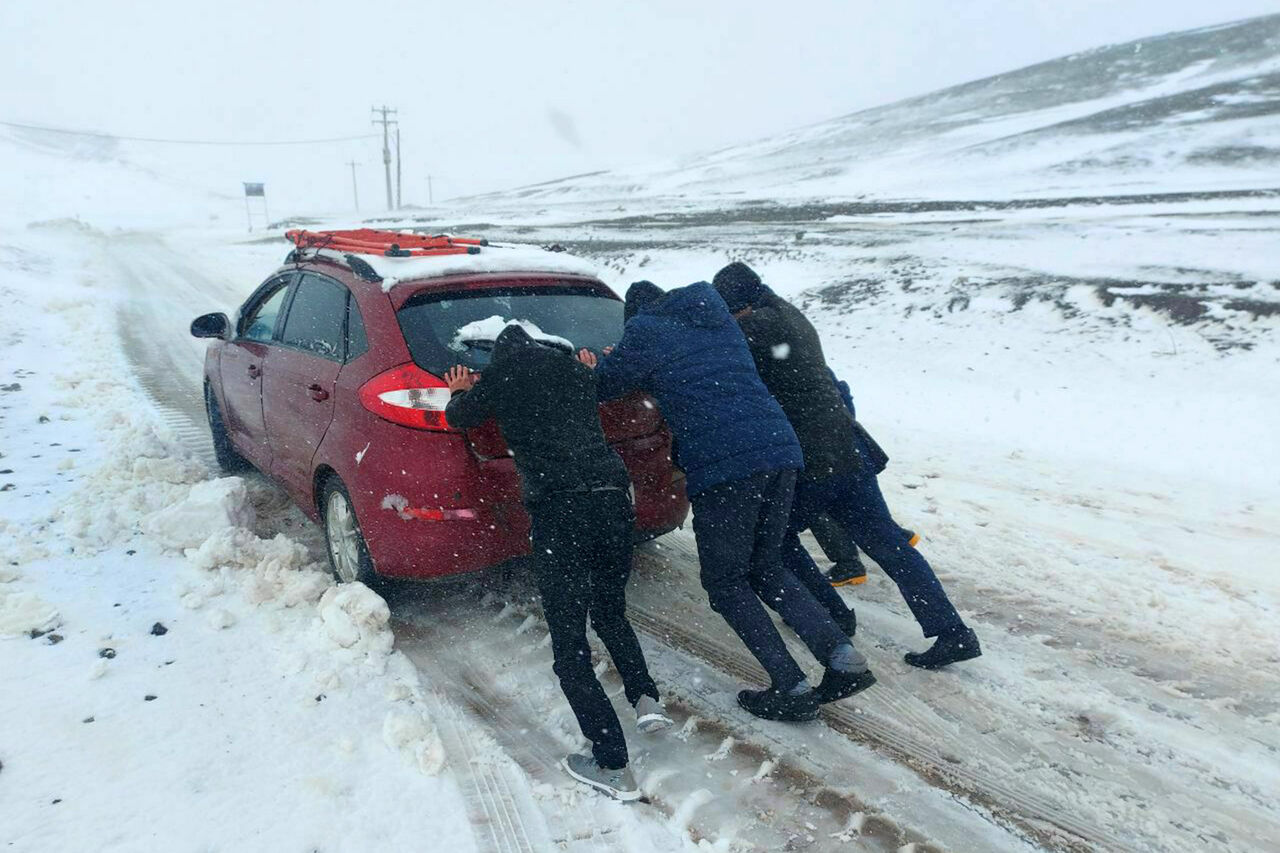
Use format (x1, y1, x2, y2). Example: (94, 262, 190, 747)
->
(113, 213, 1280, 851)
(4, 203, 1277, 851)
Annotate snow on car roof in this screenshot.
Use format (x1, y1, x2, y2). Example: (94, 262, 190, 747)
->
(307, 243, 599, 292)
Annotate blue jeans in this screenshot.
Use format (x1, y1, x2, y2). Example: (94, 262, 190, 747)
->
(784, 469, 964, 638)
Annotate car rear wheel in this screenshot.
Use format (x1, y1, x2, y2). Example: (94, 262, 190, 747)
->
(320, 477, 379, 586)
(205, 383, 250, 474)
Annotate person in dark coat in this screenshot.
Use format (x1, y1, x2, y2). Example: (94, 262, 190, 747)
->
(579, 280, 875, 721)
(444, 324, 670, 801)
(713, 262, 980, 669)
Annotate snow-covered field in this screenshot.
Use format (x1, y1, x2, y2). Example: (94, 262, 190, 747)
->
(3, 12, 1279, 852)
(2, 188, 1275, 850)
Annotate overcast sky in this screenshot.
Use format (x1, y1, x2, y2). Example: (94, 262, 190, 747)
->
(3, 0, 1277, 204)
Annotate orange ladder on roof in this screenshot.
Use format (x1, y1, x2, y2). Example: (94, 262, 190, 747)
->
(286, 228, 487, 257)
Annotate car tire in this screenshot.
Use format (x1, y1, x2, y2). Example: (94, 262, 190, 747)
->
(319, 476, 380, 587)
(205, 383, 251, 474)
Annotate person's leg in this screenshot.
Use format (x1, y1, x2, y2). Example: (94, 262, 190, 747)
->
(760, 476, 857, 632)
(832, 471, 964, 638)
(808, 511, 865, 572)
(690, 473, 808, 691)
(586, 490, 659, 707)
(532, 495, 629, 769)
(747, 470, 854, 666)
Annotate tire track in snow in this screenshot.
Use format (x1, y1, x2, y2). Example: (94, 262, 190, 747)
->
(624, 601, 1120, 853)
(396, 619, 628, 853)
(393, 602, 934, 852)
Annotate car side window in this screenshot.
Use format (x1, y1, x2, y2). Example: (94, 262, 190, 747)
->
(241, 283, 291, 342)
(346, 294, 369, 362)
(281, 274, 349, 361)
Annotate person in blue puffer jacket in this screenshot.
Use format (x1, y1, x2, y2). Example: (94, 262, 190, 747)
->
(578, 280, 876, 722)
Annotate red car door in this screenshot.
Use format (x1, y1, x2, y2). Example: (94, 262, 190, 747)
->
(262, 273, 349, 501)
(219, 275, 294, 470)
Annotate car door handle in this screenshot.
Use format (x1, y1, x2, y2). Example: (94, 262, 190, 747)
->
(307, 383, 330, 402)
(247, 364, 261, 378)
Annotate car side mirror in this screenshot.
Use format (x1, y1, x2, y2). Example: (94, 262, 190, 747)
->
(191, 312, 231, 340)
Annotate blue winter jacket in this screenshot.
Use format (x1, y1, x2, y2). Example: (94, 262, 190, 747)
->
(595, 282, 803, 496)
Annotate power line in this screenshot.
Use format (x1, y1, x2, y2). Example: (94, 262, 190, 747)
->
(0, 119, 378, 147)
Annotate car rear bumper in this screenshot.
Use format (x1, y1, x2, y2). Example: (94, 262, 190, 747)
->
(357, 430, 689, 581)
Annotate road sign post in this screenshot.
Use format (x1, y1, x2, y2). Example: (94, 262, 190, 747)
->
(242, 182, 267, 232)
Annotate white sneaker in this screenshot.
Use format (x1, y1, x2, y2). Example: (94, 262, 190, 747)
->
(561, 753, 641, 801)
(634, 695, 674, 734)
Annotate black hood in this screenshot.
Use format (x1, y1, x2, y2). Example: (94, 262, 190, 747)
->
(624, 280, 664, 322)
(492, 324, 538, 362)
(712, 262, 769, 313)
(492, 323, 573, 363)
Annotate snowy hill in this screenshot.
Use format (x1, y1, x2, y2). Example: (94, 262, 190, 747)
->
(0, 121, 374, 230)
(470, 14, 1280, 206)
(0, 123, 230, 229)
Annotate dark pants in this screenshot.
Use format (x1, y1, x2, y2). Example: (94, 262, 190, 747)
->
(784, 469, 964, 638)
(690, 469, 848, 691)
(808, 511, 862, 567)
(530, 489, 658, 770)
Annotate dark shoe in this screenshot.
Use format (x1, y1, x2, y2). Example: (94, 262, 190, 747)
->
(827, 560, 867, 587)
(737, 686, 819, 722)
(814, 667, 877, 703)
(904, 626, 982, 670)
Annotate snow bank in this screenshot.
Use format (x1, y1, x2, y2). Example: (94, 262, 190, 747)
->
(318, 583, 393, 652)
(0, 589, 61, 636)
(142, 477, 255, 551)
(0, 226, 453, 839)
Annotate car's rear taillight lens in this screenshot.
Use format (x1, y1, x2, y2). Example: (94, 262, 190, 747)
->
(359, 363, 453, 431)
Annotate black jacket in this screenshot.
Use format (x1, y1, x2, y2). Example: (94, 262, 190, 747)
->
(444, 325, 631, 506)
(713, 266, 860, 480)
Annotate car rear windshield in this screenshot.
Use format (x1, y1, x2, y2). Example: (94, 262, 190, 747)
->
(397, 284, 624, 374)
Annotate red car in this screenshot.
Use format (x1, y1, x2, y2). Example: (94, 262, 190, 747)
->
(191, 230, 688, 584)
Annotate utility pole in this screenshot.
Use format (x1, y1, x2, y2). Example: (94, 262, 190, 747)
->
(370, 105, 398, 210)
(346, 160, 360, 212)
(427, 174, 434, 205)
(395, 127, 402, 210)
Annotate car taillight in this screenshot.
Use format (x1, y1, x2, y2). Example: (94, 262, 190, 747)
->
(359, 363, 453, 431)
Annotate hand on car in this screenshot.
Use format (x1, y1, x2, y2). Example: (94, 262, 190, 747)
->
(445, 364, 478, 392)
(576, 349, 598, 369)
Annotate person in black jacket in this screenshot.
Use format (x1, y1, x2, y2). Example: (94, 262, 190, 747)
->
(713, 262, 980, 670)
(444, 323, 670, 801)
(582, 281, 875, 723)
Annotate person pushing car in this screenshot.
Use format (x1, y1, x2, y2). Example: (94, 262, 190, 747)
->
(712, 262, 981, 669)
(578, 281, 875, 723)
(444, 323, 672, 802)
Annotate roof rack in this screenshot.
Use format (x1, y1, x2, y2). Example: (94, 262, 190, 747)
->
(285, 228, 487, 258)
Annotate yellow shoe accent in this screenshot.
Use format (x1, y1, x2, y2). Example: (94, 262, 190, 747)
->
(908, 533, 921, 548)
(830, 575, 868, 587)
